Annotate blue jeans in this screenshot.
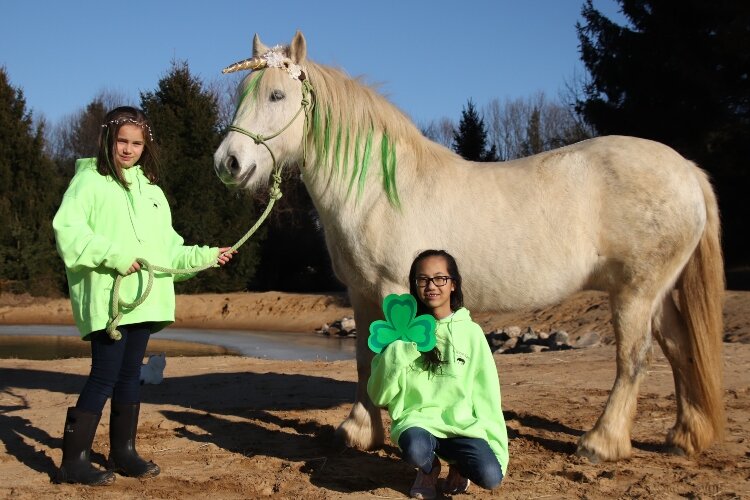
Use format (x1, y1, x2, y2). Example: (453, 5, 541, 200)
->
(76, 322, 152, 413)
(398, 427, 504, 490)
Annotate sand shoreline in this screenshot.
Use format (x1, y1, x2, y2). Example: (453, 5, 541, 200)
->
(0, 291, 353, 334)
(2, 290, 749, 498)
(3, 289, 750, 345)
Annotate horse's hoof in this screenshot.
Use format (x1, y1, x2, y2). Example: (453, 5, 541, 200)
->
(665, 444, 686, 456)
(575, 445, 601, 464)
(335, 420, 379, 450)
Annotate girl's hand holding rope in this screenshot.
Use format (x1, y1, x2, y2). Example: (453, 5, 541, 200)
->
(217, 247, 237, 265)
(125, 261, 141, 276)
(109, 246, 237, 340)
(124, 247, 235, 276)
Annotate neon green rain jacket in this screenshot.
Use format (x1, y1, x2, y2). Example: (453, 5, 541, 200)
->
(367, 307, 509, 474)
(53, 158, 219, 338)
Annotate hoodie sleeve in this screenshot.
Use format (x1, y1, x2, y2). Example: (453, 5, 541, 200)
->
(468, 325, 506, 450)
(53, 194, 135, 275)
(166, 227, 219, 282)
(367, 340, 421, 407)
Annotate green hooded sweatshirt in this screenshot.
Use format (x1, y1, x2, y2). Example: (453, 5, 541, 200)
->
(53, 158, 219, 338)
(367, 307, 509, 474)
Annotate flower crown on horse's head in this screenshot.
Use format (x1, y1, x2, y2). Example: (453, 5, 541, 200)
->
(222, 45, 306, 81)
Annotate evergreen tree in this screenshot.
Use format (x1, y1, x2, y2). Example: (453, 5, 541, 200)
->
(452, 99, 498, 161)
(577, 0, 750, 268)
(247, 171, 343, 292)
(0, 68, 66, 295)
(520, 107, 544, 156)
(140, 61, 263, 292)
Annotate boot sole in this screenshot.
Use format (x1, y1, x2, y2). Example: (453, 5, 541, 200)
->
(54, 472, 115, 486)
(109, 464, 161, 479)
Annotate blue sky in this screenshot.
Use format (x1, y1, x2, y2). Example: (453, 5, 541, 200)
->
(1, 1, 625, 127)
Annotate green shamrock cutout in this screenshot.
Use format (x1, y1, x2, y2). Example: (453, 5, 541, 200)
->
(368, 294, 437, 353)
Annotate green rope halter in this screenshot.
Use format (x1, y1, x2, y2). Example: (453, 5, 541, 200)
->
(106, 78, 314, 340)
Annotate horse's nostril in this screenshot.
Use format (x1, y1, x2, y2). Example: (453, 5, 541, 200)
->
(226, 155, 240, 175)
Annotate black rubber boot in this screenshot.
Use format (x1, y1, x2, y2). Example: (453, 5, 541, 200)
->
(54, 407, 115, 485)
(107, 402, 160, 478)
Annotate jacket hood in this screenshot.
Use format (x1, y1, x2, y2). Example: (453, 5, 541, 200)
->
(74, 157, 98, 174)
(436, 307, 472, 324)
(75, 157, 142, 183)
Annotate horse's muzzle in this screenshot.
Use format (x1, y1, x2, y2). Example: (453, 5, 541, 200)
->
(215, 154, 241, 185)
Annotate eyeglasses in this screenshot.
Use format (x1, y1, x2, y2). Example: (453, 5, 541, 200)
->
(415, 276, 453, 287)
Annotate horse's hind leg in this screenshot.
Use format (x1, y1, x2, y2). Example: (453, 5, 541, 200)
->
(653, 294, 718, 455)
(577, 291, 654, 462)
(335, 292, 384, 450)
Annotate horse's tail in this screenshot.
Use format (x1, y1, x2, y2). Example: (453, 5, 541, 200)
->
(674, 167, 725, 452)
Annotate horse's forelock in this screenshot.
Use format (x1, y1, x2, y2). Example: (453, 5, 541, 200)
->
(231, 70, 265, 123)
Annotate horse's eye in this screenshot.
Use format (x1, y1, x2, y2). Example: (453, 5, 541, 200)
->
(270, 90, 286, 102)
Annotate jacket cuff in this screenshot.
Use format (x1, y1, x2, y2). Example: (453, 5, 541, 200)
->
(110, 252, 136, 276)
(382, 340, 421, 367)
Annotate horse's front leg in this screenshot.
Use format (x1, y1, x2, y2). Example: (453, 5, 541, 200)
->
(577, 293, 653, 462)
(335, 292, 384, 450)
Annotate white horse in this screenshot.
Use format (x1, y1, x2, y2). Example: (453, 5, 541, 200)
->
(214, 32, 725, 462)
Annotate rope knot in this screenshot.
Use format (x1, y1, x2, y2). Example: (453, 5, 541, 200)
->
(269, 185, 283, 200)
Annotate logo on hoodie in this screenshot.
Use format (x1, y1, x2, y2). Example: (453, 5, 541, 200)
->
(454, 349, 470, 365)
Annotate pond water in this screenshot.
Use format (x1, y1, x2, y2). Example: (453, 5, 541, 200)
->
(0, 325, 356, 361)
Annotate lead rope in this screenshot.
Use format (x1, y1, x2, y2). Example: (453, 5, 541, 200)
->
(106, 80, 313, 340)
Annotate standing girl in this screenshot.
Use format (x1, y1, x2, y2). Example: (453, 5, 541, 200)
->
(367, 250, 508, 499)
(52, 106, 234, 485)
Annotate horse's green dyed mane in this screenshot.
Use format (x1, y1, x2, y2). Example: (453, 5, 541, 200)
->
(235, 57, 444, 207)
(305, 61, 412, 207)
(235, 58, 437, 208)
(309, 105, 392, 204)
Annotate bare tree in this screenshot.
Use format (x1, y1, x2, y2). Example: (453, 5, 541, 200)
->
(48, 89, 130, 165)
(208, 72, 246, 132)
(558, 67, 598, 144)
(420, 116, 456, 148)
(485, 97, 529, 160)
(484, 92, 593, 160)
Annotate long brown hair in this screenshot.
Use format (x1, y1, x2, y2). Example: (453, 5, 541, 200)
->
(96, 106, 160, 189)
(408, 249, 465, 372)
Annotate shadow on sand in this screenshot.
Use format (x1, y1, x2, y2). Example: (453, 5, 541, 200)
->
(0, 366, 412, 494)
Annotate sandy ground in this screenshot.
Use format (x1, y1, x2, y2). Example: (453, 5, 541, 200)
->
(1, 290, 749, 499)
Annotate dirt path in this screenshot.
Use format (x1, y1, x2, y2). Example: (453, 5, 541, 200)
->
(2, 343, 748, 499)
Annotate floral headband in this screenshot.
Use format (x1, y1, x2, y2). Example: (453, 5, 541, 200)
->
(102, 118, 154, 141)
(222, 45, 305, 80)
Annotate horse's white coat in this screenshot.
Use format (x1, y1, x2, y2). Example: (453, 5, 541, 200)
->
(214, 32, 725, 461)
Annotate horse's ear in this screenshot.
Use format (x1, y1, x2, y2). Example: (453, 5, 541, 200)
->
(252, 33, 270, 57)
(290, 31, 307, 64)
